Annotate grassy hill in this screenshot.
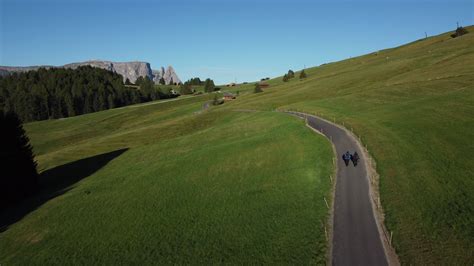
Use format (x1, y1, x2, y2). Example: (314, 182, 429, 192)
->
(1, 27, 472, 264)
(0, 94, 333, 263)
(219, 26, 474, 264)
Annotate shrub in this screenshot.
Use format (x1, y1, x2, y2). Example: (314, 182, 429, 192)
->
(451, 26, 469, 38)
(212, 94, 224, 105)
(179, 83, 194, 95)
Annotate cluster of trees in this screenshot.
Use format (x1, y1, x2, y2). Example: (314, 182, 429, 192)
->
(135, 76, 176, 100)
(139, 77, 179, 86)
(283, 69, 295, 82)
(283, 69, 307, 82)
(0, 66, 176, 122)
(0, 111, 38, 209)
(179, 83, 194, 95)
(179, 77, 218, 94)
(185, 77, 205, 86)
(180, 77, 202, 95)
(451, 26, 468, 38)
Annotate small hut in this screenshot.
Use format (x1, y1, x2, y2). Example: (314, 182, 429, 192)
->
(223, 92, 236, 100)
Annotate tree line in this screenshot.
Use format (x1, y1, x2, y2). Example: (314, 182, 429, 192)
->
(0, 66, 177, 122)
(179, 77, 217, 95)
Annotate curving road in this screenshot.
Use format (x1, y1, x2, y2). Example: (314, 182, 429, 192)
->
(288, 112, 388, 266)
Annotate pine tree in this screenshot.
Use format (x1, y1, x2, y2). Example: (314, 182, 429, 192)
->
(254, 83, 263, 93)
(288, 70, 295, 79)
(204, 78, 215, 93)
(138, 77, 146, 86)
(299, 69, 307, 79)
(283, 74, 289, 82)
(0, 111, 38, 208)
(64, 92, 76, 117)
(159, 77, 165, 85)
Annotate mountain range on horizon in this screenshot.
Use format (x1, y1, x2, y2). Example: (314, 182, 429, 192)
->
(0, 60, 182, 85)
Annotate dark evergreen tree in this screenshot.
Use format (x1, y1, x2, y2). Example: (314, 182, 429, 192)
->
(283, 74, 289, 82)
(288, 70, 295, 79)
(139, 76, 158, 101)
(107, 94, 115, 109)
(0, 111, 39, 209)
(299, 69, 307, 79)
(135, 76, 145, 86)
(204, 78, 215, 93)
(159, 77, 165, 85)
(254, 83, 263, 93)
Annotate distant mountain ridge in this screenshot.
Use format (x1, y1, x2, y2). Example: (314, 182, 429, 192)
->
(0, 60, 181, 85)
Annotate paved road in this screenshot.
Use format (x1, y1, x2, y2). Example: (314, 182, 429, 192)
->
(288, 112, 387, 266)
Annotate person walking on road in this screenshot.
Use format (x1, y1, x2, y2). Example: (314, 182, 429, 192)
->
(351, 151, 360, 166)
(342, 151, 352, 166)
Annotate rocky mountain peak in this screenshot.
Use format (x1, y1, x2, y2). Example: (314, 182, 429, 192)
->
(0, 60, 181, 85)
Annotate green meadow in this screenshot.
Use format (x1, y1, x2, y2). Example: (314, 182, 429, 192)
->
(1, 27, 473, 265)
(0, 93, 333, 264)
(222, 27, 474, 264)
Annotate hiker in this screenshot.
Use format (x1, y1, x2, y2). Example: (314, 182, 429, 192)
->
(352, 151, 360, 166)
(342, 151, 351, 166)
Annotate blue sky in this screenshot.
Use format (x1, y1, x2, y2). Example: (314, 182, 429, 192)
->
(1, 0, 473, 84)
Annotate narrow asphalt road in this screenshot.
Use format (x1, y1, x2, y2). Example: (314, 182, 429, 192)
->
(288, 112, 388, 266)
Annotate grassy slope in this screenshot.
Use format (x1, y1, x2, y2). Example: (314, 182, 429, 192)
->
(223, 27, 474, 264)
(1, 93, 333, 263)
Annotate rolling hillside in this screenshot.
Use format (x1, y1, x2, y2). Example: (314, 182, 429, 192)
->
(0, 26, 472, 265)
(0, 94, 333, 264)
(222, 26, 474, 264)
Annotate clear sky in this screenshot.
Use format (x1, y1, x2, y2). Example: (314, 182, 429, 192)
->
(1, 0, 473, 84)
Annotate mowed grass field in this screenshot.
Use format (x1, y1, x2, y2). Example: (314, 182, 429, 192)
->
(0, 93, 334, 263)
(220, 27, 474, 264)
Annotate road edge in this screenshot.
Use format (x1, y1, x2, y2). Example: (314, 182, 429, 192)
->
(286, 111, 400, 266)
(304, 118, 338, 266)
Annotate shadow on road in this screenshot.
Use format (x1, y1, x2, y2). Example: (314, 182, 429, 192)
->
(0, 148, 128, 233)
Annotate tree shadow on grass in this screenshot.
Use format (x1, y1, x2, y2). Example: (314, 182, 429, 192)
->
(0, 148, 128, 233)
